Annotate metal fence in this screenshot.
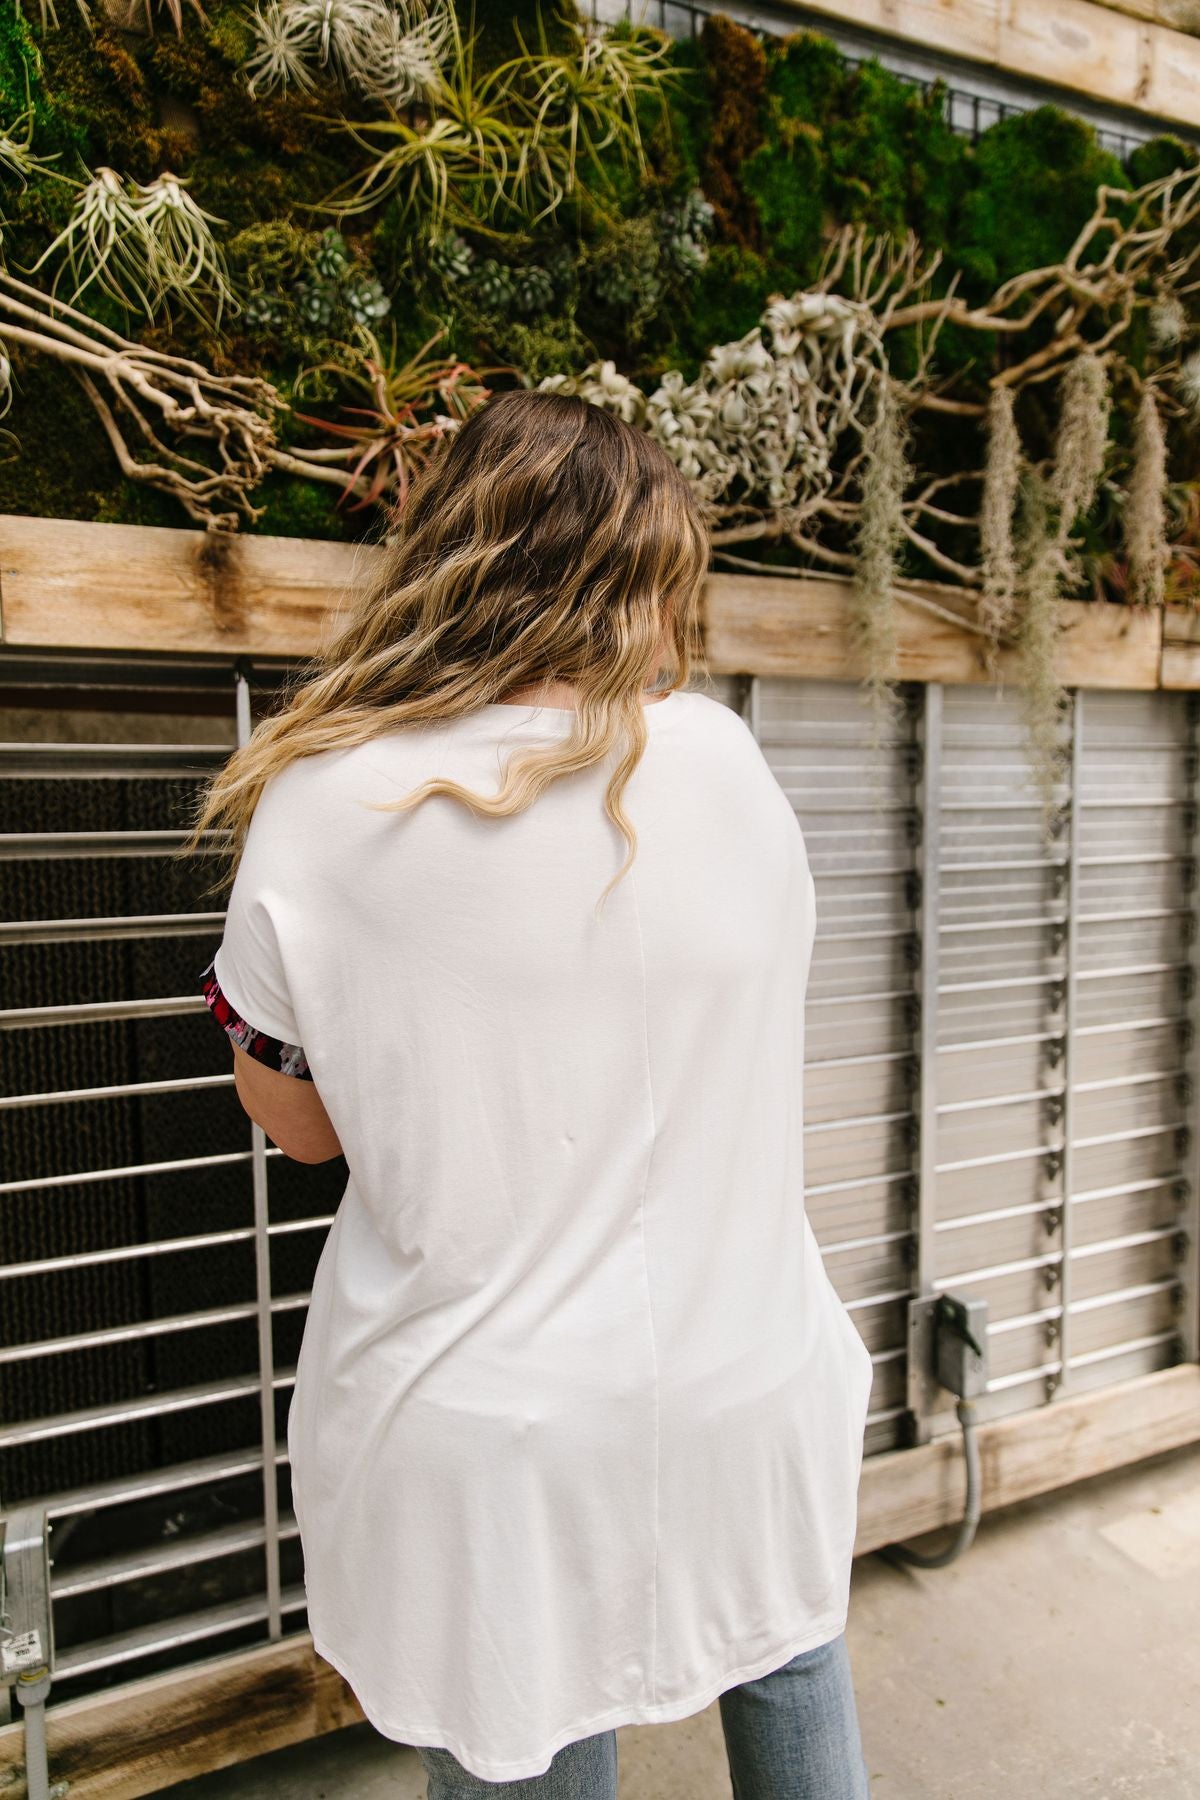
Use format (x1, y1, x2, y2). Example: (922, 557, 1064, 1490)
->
(1, 651, 1196, 1711)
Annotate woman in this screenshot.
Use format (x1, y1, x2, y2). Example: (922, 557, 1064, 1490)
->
(188, 389, 875, 1798)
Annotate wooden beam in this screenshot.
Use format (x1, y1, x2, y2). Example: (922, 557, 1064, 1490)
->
(0, 1634, 363, 1800)
(1160, 602, 1200, 690)
(702, 572, 1164, 689)
(0, 515, 376, 660)
(0, 515, 1171, 690)
(854, 1361, 1200, 1556)
(0, 1364, 1194, 1800)
(776, 0, 1200, 130)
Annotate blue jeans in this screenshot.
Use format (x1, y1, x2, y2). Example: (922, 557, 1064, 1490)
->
(417, 1631, 870, 1798)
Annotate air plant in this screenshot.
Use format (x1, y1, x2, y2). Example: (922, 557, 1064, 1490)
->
(30, 169, 232, 325)
(329, 8, 541, 232)
(136, 173, 234, 325)
(13, 0, 91, 30)
(29, 168, 158, 315)
(505, 14, 677, 197)
(292, 326, 493, 513)
(244, 0, 452, 108)
(121, 0, 208, 35)
(0, 80, 63, 188)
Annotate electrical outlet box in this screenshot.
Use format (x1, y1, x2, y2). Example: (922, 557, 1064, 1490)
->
(906, 1292, 990, 1426)
(0, 1507, 53, 1686)
(933, 1295, 989, 1400)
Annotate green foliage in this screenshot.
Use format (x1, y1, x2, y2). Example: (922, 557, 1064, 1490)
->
(0, 0, 1189, 561)
(743, 35, 966, 283)
(951, 107, 1128, 292)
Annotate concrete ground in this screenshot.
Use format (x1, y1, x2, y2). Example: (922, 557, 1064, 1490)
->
(163, 1443, 1199, 1800)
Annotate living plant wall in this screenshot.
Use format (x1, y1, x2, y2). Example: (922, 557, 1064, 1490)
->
(2, 0, 1200, 773)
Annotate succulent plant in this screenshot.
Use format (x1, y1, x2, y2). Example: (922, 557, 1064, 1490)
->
(314, 229, 350, 280)
(471, 259, 517, 313)
(511, 264, 554, 318)
(660, 188, 715, 278)
(244, 289, 289, 329)
(295, 276, 339, 328)
(344, 274, 391, 324)
(429, 231, 474, 283)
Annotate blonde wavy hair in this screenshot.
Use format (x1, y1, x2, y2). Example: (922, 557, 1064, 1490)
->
(181, 388, 711, 909)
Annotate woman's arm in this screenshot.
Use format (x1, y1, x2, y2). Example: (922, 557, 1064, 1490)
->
(231, 1041, 344, 1164)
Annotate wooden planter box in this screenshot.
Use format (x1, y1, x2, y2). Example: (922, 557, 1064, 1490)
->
(0, 512, 1195, 690)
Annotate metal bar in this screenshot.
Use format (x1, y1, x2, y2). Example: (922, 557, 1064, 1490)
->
(0, 1370, 297, 1450)
(805, 1168, 914, 1199)
(0, 1148, 254, 1196)
(54, 1587, 308, 1681)
(0, 1293, 310, 1365)
(1068, 1277, 1180, 1313)
(1069, 1226, 1183, 1259)
(0, 1073, 233, 1110)
(939, 1086, 1063, 1113)
(0, 1213, 331, 1279)
(1066, 1331, 1180, 1370)
(932, 1251, 1060, 1287)
(0, 912, 225, 946)
(1182, 695, 1200, 1364)
(1073, 1176, 1185, 1206)
(237, 662, 285, 1647)
(934, 1200, 1061, 1232)
(0, 831, 225, 861)
(937, 1143, 1059, 1175)
(817, 1228, 912, 1257)
(805, 1108, 911, 1136)
(909, 682, 941, 1446)
(0, 744, 227, 775)
(1072, 1123, 1184, 1150)
(51, 1514, 301, 1600)
(33, 1447, 286, 1521)
(0, 995, 210, 1031)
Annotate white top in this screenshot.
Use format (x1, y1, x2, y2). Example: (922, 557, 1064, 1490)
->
(213, 686, 875, 1782)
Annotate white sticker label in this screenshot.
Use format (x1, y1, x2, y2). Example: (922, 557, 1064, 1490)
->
(1, 1630, 44, 1674)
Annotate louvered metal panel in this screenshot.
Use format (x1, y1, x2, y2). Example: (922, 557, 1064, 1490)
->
(1, 656, 1196, 1712)
(746, 677, 919, 1458)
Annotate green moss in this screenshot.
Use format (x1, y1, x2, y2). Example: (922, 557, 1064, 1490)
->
(250, 471, 353, 540)
(952, 107, 1128, 294)
(741, 36, 966, 292)
(1127, 134, 1198, 187)
(696, 14, 766, 250)
(670, 242, 771, 379)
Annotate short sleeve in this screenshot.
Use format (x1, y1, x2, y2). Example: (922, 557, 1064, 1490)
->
(198, 783, 312, 1080)
(199, 955, 312, 1080)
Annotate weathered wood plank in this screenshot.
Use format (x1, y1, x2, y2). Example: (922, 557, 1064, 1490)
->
(0, 514, 1170, 689)
(1161, 602, 1200, 690)
(775, 0, 1200, 127)
(702, 573, 1164, 689)
(0, 1635, 364, 1800)
(0, 1365, 1194, 1800)
(854, 1362, 1200, 1557)
(0, 515, 375, 659)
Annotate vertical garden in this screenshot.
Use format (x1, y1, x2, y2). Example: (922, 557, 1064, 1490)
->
(2, 0, 1200, 770)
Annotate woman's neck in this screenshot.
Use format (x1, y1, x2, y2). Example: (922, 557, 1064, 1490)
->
(496, 678, 669, 708)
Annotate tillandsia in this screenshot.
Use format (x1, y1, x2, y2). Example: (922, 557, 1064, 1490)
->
(1125, 387, 1169, 609)
(30, 169, 233, 325)
(505, 14, 678, 195)
(326, 10, 677, 235)
(291, 325, 493, 513)
(0, 79, 63, 188)
(243, 0, 453, 108)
